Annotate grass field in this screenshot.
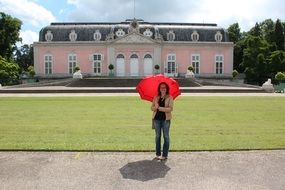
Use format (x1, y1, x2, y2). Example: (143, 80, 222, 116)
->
(0, 96, 285, 151)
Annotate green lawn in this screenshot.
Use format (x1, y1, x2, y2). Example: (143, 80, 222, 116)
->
(0, 96, 285, 151)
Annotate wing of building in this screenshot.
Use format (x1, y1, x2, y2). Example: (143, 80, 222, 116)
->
(33, 19, 233, 78)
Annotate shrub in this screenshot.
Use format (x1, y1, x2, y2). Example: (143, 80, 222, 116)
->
(275, 72, 285, 81)
(28, 66, 35, 77)
(154, 64, 160, 70)
(188, 66, 194, 71)
(108, 64, 114, 71)
(232, 70, 239, 78)
(74, 65, 80, 72)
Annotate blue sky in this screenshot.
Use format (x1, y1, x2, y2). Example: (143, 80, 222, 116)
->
(0, 0, 284, 45)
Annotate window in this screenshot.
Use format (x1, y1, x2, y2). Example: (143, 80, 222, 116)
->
(143, 29, 153, 37)
(94, 30, 101, 41)
(93, 54, 102, 74)
(166, 54, 176, 73)
(215, 31, 223, 42)
(117, 54, 124, 59)
(69, 30, 77, 41)
(191, 54, 200, 74)
(116, 29, 125, 37)
(68, 54, 77, 74)
(130, 54, 138, 59)
(45, 30, 53, 42)
(44, 54, 52, 74)
(191, 31, 199, 42)
(144, 54, 152, 59)
(167, 30, 175, 41)
(215, 55, 223, 74)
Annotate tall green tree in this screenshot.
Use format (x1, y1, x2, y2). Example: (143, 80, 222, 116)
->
(248, 22, 262, 38)
(242, 36, 270, 84)
(0, 12, 22, 59)
(260, 19, 275, 44)
(227, 23, 245, 72)
(227, 23, 241, 43)
(274, 19, 285, 50)
(15, 44, 34, 72)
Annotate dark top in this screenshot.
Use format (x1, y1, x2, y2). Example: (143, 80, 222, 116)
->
(154, 97, 166, 120)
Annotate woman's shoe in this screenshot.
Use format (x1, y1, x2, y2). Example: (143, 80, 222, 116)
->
(160, 156, 167, 161)
(153, 156, 161, 160)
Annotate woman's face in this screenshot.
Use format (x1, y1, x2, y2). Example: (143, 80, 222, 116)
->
(160, 84, 167, 94)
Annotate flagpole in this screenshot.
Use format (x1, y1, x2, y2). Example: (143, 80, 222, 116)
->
(134, 0, 136, 18)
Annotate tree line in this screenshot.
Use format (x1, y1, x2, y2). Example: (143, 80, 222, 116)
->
(0, 11, 284, 85)
(228, 19, 285, 85)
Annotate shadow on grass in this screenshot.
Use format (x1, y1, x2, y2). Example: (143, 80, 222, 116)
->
(119, 159, 171, 181)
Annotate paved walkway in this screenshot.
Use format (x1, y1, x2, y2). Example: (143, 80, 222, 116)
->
(0, 151, 284, 190)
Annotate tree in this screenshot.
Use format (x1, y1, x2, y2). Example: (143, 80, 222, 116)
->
(0, 12, 22, 59)
(248, 22, 262, 38)
(233, 38, 247, 72)
(260, 19, 275, 44)
(227, 23, 241, 44)
(274, 19, 285, 50)
(269, 51, 285, 76)
(241, 36, 270, 84)
(0, 56, 20, 85)
(15, 44, 33, 72)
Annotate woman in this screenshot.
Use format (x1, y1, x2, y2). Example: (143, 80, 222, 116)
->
(151, 82, 174, 161)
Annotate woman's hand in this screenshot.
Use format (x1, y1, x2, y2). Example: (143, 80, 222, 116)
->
(155, 103, 159, 110)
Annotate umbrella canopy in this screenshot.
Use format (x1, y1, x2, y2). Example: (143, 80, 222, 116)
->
(136, 74, 181, 102)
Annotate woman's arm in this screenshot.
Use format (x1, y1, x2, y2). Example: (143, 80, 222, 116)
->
(151, 96, 159, 111)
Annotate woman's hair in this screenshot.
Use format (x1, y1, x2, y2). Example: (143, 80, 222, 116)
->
(157, 82, 169, 96)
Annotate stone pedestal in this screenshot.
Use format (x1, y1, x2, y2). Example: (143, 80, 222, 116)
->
(262, 79, 274, 93)
(73, 70, 83, 79)
(185, 70, 195, 78)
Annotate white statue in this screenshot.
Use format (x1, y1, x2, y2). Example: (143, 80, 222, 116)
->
(73, 70, 83, 79)
(262, 78, 274, 93)
(185, 70, 195, 78)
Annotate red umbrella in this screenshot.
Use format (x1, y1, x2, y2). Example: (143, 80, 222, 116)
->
(136, 74, 181, 102)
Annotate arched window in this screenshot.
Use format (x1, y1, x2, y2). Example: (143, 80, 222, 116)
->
(117, 54, 124, 59)
(191, 31, 199, 42)
(69, 30, 77, 41)
(94, 30, 102, 41)
(144, 54, 152, 59)
(215, 31, 223, 42)
(45, 30, 53, 42)
(167, 30, 175, 41)
(130, 54, 138, 59)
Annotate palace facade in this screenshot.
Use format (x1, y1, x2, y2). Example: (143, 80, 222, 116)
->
(33, 19, 233, 78)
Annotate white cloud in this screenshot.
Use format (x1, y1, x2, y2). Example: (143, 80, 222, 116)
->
(66, 0, 285, 31)
(190, 0, 281, 31)
(20, 30, 38, 44)
(0, 0, 56, 27)
(0, 0, 56, 44)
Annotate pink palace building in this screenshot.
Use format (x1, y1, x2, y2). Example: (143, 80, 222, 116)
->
(33, 19, 233, 78)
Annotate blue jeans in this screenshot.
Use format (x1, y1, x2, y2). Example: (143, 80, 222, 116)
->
(154, 120, 171, 158)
